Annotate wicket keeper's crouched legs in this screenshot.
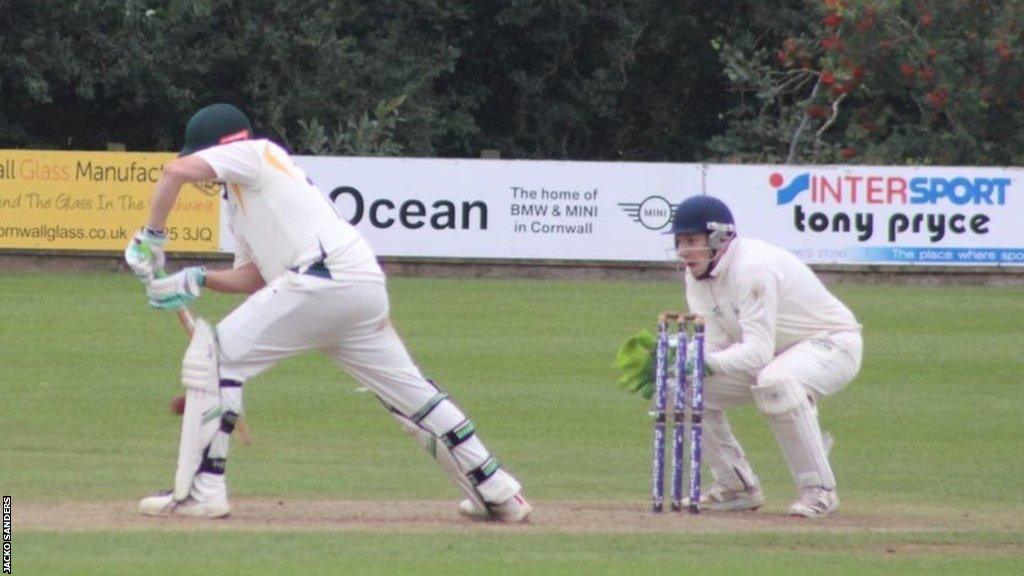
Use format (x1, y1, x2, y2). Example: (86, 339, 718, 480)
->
(695, 331, 862, 518)
(141, 274, 530, 522)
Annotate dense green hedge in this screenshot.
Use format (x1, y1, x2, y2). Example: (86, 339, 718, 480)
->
(0, 0, 1019, 164)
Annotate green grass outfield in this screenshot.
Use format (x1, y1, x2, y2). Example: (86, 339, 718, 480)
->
(1, 271, 1021, 574)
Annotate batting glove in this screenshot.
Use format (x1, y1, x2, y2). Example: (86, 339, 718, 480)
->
(147, 266, 206, 310)
(125, 227, 167, 282)
(613, 330, 657, 400)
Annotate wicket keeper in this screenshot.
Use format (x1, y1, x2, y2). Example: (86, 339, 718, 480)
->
(669, 195, 862, 518)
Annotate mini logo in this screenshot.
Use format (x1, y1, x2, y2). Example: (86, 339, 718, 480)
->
(771, 172, 810, 205)
(618, 196, 676, 230)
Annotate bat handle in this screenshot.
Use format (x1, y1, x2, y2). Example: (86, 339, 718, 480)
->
(176, 307, 196, 336)
(148, 262, 195, 337)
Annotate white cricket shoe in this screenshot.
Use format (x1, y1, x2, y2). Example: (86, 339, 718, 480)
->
(457, 493, 533, 523)
(684, 483, 764, 511)
(788, 487, 839, 518)
(457, 499, 488, 519)
(139, 490, 231, 519)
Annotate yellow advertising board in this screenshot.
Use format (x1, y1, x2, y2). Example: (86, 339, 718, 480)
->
(0, 150, 219, 252)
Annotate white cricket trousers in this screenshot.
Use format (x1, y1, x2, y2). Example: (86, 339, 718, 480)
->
(216, 272, 436, 415)
(700, 331, 862, 492)
(704, 331, 863, 410)
(204, 271, 522, 507)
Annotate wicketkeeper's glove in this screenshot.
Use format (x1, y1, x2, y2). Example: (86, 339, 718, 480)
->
(613, 329, 657, 400)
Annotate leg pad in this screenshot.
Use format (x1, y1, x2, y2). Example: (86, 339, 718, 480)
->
(753, 380, 835, 489)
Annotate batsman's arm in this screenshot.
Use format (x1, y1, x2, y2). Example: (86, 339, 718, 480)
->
(147, 156, 218, 232)
(204, 263, 266, 294)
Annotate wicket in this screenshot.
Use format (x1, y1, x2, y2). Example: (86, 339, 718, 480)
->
(650, 312, 705, 514)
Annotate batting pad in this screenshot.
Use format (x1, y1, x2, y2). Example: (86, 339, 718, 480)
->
(753, 380, 835, 489)
(400, 393, 521, 506)
(182, 317, 219, 393)
(389, 407, 488, 512)
(173, 388, 222, 501)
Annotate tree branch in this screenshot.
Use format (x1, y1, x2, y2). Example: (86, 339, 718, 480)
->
(814, 92, 848, 152)
(785, 76, 822, 164)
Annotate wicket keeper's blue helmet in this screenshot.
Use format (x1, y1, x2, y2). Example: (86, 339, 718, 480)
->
(669, 195, 736, 248)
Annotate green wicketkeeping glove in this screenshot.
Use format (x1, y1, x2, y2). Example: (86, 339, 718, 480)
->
(613, 330, 657, 400)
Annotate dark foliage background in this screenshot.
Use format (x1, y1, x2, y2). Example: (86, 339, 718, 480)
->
(1, 0, 1019, 164)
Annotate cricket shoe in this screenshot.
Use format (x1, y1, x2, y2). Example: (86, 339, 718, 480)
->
(139, 490, 231, 519)
(788, 487, 839, 518)
(684, 483, 764, 512)
(457, 493, 533, 523)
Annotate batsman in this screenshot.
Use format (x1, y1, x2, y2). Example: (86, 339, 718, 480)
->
(124, 103, 531, 522)
(651, 195, 861, 518)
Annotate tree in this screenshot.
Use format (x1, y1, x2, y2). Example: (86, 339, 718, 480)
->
(0, 0, 460, 154)
(122, 0, 460, 155)
(431, 1, 739, 160)
(2, 0, 1018, 164)
(705, 0, 1024, 165)
(0, 0, 181, 149)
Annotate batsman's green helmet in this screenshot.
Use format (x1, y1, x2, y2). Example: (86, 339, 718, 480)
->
(179, 103, 252, 156)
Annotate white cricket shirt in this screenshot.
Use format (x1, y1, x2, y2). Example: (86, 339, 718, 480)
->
(196, 139, 384, 283)
(684, 237, 861, 376)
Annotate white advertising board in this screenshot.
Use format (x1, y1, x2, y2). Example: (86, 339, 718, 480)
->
(705, 165, 1024, 266)
(292, 156, 701, 262)
(214, 155, 1024, 267)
